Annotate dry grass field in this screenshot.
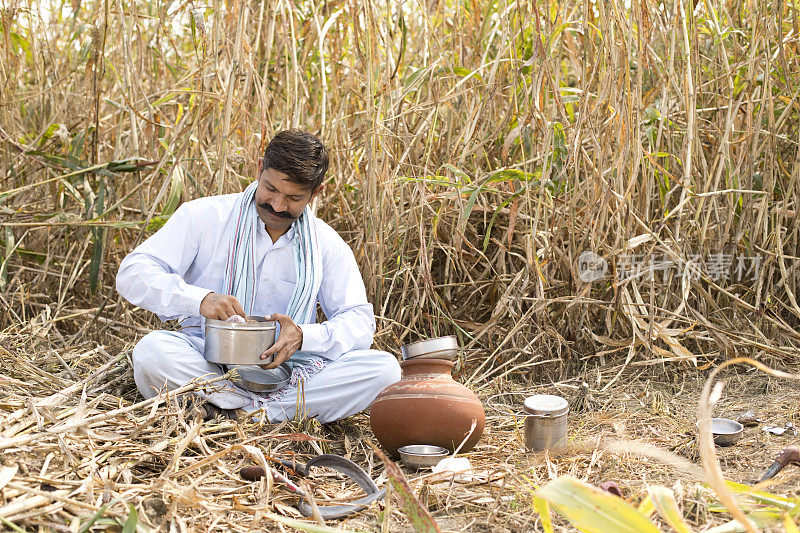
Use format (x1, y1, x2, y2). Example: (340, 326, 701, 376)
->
(2, 0, 800, 530)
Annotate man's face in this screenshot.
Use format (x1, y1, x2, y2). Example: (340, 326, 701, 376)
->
(254, 166, 321, 234)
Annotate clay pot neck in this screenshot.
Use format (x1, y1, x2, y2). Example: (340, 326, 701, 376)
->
(399, 358, 454, 377)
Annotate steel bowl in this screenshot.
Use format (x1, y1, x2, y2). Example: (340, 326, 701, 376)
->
(204, 316, 277, 365)
(401, 336, 459, 361)
(230, 364, 291, 393)
(711, 417, 744, 446)
(398, 445, 449, 469)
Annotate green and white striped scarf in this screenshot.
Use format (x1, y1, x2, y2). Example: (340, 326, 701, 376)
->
(223, 181, 326, 384)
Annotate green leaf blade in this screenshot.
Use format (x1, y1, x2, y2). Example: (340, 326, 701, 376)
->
(649, 485, 691, 533)
(536, 476, 660, 533)
(121, 503, 138, 533)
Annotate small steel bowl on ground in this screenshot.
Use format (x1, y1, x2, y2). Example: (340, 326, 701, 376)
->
(230, 364, 291, 393)
(397, 445, 449, 469)
(710, 417, 744, 446)
(401, 336, 459, 361)
(204, 316, 276, 365)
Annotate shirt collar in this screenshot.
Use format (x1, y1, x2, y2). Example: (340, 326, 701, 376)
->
(282, 223, 297, 244)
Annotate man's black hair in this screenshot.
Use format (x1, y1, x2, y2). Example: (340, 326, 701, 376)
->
(262, 130, 329, 190)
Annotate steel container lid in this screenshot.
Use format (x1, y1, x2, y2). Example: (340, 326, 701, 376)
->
(523, 394, 569, 417)
(401, 335, 459, 359)
(206, 315, 277, 331)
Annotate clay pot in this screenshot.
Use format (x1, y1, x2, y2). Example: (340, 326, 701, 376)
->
(369, 359, 485, 456)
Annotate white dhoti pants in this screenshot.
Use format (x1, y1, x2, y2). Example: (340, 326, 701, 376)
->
(132, 331, 401, 424)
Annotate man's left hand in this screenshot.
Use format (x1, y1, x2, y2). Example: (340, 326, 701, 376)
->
(259, 313, 303, 369)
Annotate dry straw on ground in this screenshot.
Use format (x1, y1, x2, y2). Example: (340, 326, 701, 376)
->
(2, 0, 800, 530)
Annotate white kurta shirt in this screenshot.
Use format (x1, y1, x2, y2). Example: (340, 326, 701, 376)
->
(116, 193, 375, 360)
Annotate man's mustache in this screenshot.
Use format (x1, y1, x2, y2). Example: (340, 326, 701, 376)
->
(258, 201, 294, 219)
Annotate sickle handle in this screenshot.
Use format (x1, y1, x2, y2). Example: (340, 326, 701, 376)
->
(758, 446, 800, 482)
(240, 466, 266, 481)
(238, 465, 306, 495)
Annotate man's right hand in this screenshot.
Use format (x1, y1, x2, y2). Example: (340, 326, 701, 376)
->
(199, 293, 246, 320)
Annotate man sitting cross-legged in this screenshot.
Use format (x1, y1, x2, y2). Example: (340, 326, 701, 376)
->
(116, 129, 401, 422)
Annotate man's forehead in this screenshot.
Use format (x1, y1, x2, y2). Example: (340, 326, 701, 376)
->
(258, 168, 313, 194)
